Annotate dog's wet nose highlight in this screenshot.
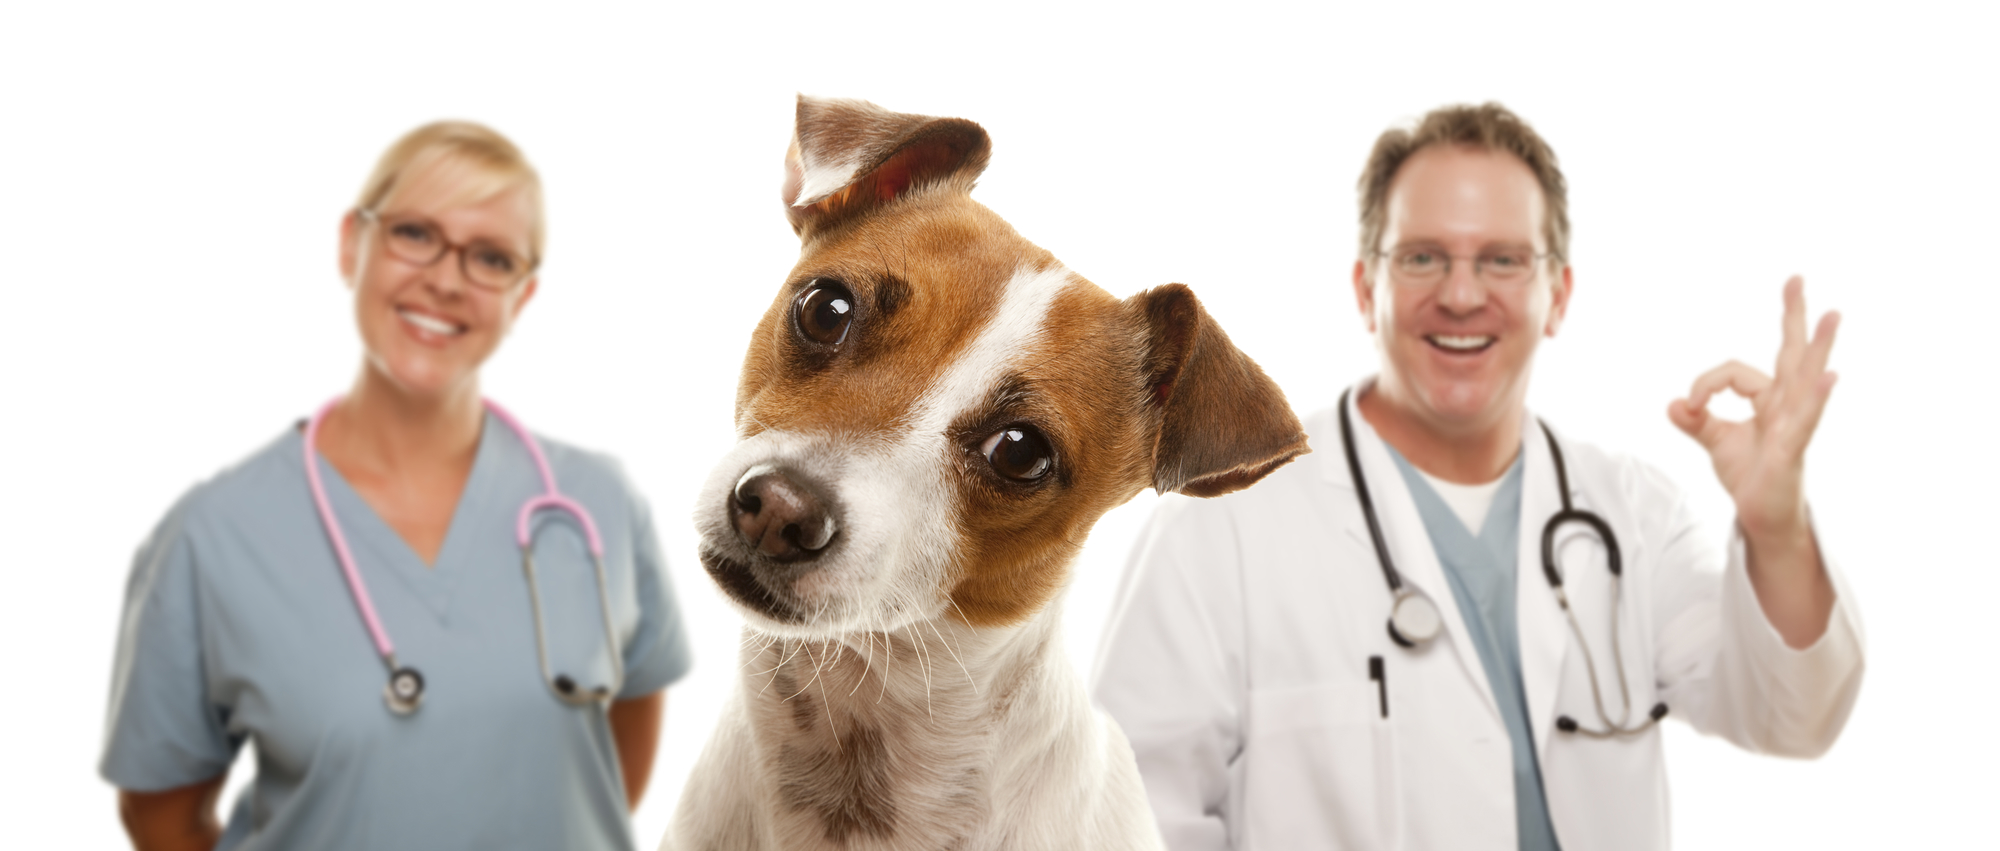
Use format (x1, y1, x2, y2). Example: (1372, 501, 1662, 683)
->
(731, 465, 837, 561)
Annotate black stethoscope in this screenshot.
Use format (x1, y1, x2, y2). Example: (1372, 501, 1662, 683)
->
(1338, 388, 1667, 738)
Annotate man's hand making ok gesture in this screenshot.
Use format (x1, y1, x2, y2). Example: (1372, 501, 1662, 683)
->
(1669, 276, 1840, 648)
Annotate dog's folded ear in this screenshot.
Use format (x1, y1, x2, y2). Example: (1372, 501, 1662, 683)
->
(1130, 284, 1310, 498)
(782, 95, 992, 240)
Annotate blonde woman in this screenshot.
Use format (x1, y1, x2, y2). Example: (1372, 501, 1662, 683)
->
(101, 122, 690, 850)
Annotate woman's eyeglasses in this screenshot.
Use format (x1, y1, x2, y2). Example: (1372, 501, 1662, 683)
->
(358, 209, 535, 291)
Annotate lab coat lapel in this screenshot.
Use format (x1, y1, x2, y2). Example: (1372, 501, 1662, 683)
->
(1329, 387, 1501, 721)
(1515, 411, 1572, 762)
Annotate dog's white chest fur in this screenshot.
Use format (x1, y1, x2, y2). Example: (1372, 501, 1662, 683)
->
(670, 605, 1157, 851)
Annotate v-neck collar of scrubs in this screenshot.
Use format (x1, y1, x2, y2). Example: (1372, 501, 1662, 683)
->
(298, 412, 502, 626)
(1387, 445, 1566, 851)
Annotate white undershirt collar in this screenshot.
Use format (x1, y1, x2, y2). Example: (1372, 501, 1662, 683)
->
(1413, 467, 1507, 534)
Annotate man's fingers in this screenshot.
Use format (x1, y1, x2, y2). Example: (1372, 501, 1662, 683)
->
(1776, 276, 1808, 377)
(1686, 360, 1773, 410)
(1801, 309, 1841, 380)
(1676, 361, 1769, 452)
(1667, 398, 1708, 441)
(1668, 396, 1738, 451)
(1787, 369, 1841, 446)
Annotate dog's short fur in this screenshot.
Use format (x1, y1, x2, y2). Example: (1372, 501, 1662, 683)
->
(666, 96, 1308, 851)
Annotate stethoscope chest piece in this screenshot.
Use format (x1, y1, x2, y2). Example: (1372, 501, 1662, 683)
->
(383, 666, 425, 715)
(1388, 589, 1443, 647)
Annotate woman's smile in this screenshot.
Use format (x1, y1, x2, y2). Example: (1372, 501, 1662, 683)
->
(396, 305, 467, 342)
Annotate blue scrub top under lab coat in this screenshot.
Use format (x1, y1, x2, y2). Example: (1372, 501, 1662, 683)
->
(1388, 446, 1563, 851)
(101, 414, 693, 851)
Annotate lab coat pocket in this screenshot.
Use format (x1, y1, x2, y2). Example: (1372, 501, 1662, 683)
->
(1243, 683, 1400, 851)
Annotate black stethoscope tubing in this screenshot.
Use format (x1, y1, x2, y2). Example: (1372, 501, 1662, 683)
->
(1338, 388, 1667, 737)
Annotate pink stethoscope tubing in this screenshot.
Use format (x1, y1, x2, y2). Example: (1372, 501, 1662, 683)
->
(303, 397, 624, 715)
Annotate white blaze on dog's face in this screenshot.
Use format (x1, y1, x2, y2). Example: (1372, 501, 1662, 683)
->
(696, 96, 1309, 638)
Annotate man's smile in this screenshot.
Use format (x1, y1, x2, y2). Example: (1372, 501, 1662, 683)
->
(1425, 333, 1496, 353)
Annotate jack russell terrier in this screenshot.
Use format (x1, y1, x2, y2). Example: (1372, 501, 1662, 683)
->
(667, 96, 1308, 851)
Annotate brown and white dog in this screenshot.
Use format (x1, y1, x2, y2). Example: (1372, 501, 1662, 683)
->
(667, 96, 1307, 851)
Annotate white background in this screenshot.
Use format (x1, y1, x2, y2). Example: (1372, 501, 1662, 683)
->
(3, 1, 1995, 847)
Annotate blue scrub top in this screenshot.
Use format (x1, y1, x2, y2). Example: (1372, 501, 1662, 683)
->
(1387, 447, 1563, 851)
(101, 413, 693, 851)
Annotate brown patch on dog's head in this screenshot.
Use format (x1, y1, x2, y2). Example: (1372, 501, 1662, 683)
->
(940, 282, 1312, 626)
(731, 201, 1051, 444)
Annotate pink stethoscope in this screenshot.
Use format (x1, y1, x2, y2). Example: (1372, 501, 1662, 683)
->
(303, 397, 624, 715)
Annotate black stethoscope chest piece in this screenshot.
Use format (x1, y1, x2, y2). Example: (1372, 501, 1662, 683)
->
(384, 665, 425, 715)
(1339, 388, 1667, 737)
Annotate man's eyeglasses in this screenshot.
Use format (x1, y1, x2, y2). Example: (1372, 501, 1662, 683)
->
(1374, 244, 1554, 287)
(358, 209, 536, 292)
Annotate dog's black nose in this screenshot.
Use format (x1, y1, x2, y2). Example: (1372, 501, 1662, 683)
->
(730, 466, 837, 562)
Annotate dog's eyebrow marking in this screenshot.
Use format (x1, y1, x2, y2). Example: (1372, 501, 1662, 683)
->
(873, 272, 910, 319)
(949, 374, 1034, 442)
(985, 374, 1032, 415)
(910, 263, 1076, 438)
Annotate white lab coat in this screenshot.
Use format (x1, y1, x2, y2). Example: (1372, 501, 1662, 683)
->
(1091, 390, 1865, 850)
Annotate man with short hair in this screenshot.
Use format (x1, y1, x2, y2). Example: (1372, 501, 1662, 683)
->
(1091, 103, 1864, 850)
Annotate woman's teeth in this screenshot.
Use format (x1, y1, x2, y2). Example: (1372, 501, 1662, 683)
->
(398, 309, 462, 336)
(1429, 334, 1494, 351)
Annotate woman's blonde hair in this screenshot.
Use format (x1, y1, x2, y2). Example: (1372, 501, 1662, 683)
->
(356, 120, 546, 267)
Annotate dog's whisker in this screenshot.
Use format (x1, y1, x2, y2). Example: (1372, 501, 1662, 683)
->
(878, 630, 894, 705)
(734, 410, 775, 440)
(926, 618, 981, 699)
(947, 597, 978, 628)
(811, 642, 843, 750)
(738, 631, 781, 674)
(849, 630, 875, 697)
(743, 658, 788, 678)
(783, 641, 819, 702)
(874, 598, 909, 707)
(777, 635, 808, 667)
(909, 620, 935, 723)
(785, 638, 832, 703)
(788, 640, 843, 748)
(759, 636, 808, 696)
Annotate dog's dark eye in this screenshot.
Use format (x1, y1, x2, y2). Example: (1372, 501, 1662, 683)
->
(795, 280, 854, 346)
(981, 424, 1054, 482)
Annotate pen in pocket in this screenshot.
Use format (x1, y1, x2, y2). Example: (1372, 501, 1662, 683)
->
(1369, 655, 1388, 718)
